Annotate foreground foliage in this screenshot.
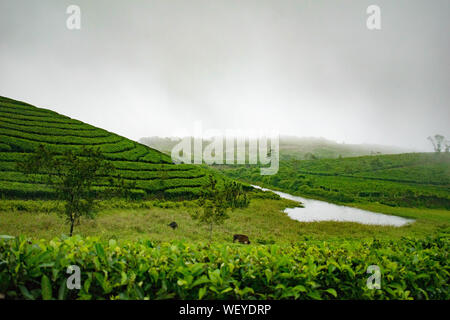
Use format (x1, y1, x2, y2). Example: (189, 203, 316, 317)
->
(0, 234, 448, 300)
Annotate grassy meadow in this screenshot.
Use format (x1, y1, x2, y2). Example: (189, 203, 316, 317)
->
(1, 195, 448, 243)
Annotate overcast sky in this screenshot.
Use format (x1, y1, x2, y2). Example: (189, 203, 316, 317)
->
(0, 0, 449, 151)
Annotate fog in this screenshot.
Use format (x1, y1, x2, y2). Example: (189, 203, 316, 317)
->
(0, 0, 449, 151)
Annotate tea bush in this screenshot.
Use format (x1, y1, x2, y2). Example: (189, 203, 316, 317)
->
(0, 234, 448, 300)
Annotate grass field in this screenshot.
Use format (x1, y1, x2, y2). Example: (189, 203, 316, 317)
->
(1, 196, 448, 243)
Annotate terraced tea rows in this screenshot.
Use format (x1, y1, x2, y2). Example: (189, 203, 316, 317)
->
(0, 96, 214, 199)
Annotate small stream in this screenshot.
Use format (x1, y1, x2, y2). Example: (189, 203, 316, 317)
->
(253, 185, 414, 227)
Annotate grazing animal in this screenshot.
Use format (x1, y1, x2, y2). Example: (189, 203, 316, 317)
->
(168, 221, 178, 229)
(233, 234, 250, 244)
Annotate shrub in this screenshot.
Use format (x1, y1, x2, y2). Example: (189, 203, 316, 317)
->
(0, 235, 448, 300)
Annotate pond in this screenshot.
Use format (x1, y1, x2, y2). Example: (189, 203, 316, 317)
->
(253, 185, 414, 227)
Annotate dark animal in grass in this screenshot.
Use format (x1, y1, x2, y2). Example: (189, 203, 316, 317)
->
(168, 221, 178, 229)
(233, 234, 250, 244)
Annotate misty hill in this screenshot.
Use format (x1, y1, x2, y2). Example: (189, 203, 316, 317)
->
(139, 136, 183, 155)
(139, 135, 412, 160)
(0, 96, 216, 199)
(278, 136, 413, 160)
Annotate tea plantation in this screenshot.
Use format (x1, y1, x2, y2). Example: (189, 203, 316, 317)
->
(0, 96, 218, 200)
(216, 152, 450, 209)
(0, 234, 448, 300)
(1, 96, 449, 301)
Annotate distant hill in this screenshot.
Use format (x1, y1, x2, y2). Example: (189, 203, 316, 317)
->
(215, 152, 450, 209)
(139, 135, 412, 160)
(139, 136, 182, 156)
(0, 96, 218, 199)
(278, 136, 413, 160)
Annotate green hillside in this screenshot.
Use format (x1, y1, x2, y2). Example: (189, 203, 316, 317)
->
(214, 153, 450, 209)
(0, 96, 216, 199)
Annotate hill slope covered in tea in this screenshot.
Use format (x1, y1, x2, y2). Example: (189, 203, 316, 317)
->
(0, 96, 216, 199)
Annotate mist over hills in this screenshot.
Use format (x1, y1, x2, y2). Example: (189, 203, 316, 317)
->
(139, 135, 414, 160)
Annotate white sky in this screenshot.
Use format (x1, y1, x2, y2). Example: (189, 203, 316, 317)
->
(0, 0, 449, 151)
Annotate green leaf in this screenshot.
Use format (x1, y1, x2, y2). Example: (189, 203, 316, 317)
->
(307, 291, 322, 300)
(120, 272, 128, 285)
(95, 272, 105, 288)
(83, 275, 92, 293)
(191, 275, 210, 288)
(294, 285, 307, 293)
(58, 279, 68, 300)
(94, 243, 106, 261)
(325, 288, 337, 298)
(265, 269, 272, 283)
(41, 275, 52, 300)
(221, 287, 233, 294)
(19, 285, 35, 300)
(198, 287, 207, 299)
(177, 279, 187, 286)
(134, 285, 144, 299)
(38, 263, 55, 268)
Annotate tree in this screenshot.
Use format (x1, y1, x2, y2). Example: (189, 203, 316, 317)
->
(428, 134, 445, 153)
(18, 145, 120, 236)
(191, 175, 249, 242)
(224, 180, 249, 209)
